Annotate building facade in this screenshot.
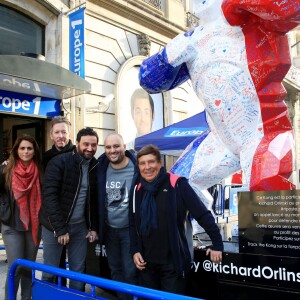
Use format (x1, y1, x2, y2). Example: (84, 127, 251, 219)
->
(0, 0, 299, 186)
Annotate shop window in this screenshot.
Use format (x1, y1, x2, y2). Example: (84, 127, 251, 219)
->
(0, 5, 44, 55)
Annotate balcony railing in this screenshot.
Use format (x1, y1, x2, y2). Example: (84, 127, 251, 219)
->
(141, 0, 162, 10)
(285, 65, 300, 90)
(186, 12, 200, 29)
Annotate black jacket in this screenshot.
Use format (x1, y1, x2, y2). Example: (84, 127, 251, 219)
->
(130, 171, 223, 276)
(0, 165, 14, 226)
(42, 140, 74, 170)
(39, 149, 98, 237)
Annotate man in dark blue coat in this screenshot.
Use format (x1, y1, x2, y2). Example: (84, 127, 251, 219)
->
(97, 133, 138, 299)
(130, 144, 223, 296)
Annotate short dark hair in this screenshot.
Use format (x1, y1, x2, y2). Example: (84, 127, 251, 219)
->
(76, 127, 99, 143)
(137, 144, 162, 163)
(131, 88, 154, 119)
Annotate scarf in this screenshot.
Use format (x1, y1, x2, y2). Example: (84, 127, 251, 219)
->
(12, 160, 41, 246)
(139, 167, 166, 236)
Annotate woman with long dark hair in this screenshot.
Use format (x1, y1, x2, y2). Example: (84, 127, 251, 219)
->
(0, 135, 43, 300)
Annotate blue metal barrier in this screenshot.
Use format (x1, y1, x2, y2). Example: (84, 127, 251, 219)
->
(8, 259, 202, 300)
(0, 245, 43, 250)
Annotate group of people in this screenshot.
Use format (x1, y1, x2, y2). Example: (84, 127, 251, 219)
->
(0, 116, 223, 300)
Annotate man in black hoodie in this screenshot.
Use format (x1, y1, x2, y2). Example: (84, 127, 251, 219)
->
(43, 116, 74, 169)
(97, 133, 138, 299)
(42, 115, 73, 285)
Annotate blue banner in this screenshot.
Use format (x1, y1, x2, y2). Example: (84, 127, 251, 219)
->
(69, 7, 85, 78)
(0, 90, 60, 117)
(135, 111, 209, 154)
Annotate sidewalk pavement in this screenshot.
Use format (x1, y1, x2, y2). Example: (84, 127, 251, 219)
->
(0, 234, 116, 299)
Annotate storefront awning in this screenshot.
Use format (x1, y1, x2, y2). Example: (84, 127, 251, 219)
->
(0, 55, 91, 99)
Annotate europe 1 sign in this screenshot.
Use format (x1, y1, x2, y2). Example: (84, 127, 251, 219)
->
(0, 89, 60, 118)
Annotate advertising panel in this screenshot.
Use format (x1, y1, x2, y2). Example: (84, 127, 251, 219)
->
(0, 90, 60, 117)
(238, 190, 300, 257)
(69, 7, 85, 78)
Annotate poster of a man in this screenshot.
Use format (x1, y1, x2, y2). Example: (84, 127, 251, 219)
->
(117, 65, 163, 150)
(131, 88, 154, 137)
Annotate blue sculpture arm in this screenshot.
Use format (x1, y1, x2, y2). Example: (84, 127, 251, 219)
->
(139, 48, 190, 94)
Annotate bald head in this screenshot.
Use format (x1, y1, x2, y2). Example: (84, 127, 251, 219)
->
(104, 133, 127, 167)
(104, 133, 124, 146)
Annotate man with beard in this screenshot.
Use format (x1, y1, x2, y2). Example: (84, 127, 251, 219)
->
(97, 133, 138, 299)
(39, 127, 99, 291)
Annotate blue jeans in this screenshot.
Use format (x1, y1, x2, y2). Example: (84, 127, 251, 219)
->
(41, 222, 87, 291)
(105, 226, 138, 299)
(2, 223, 41, 300)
